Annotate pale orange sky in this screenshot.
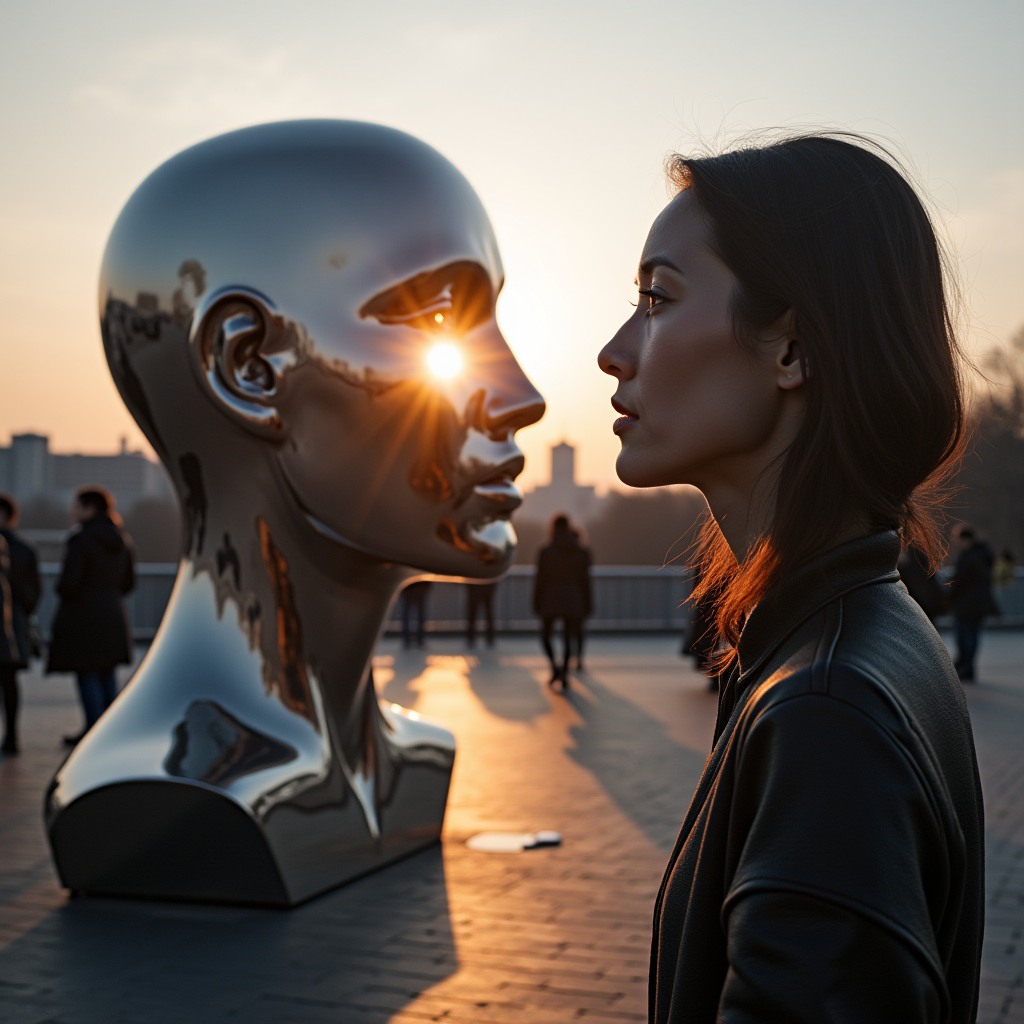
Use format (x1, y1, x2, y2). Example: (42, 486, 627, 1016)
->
(1, 1, 1021, 492)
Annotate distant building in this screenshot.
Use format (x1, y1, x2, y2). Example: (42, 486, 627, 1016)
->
(0, 433, 173, 513)
(518, 442, 604, 526)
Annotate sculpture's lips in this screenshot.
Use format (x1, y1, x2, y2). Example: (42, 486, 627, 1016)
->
(470, 475, 522, 512)
(458, 452, 525, 513)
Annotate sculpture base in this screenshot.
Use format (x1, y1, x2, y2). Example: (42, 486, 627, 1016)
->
(48, 770, 450, 907)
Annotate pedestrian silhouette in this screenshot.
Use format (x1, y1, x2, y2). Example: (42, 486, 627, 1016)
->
(0, 494, 41, 754)
(949, 524, 999, 683)
(401, 580, 432, 649)
(465, 582, 496, 648)
(681, 565, 719, 690)
(993, 548, 1015, 591)
(47, 486, 136, 744)
(534, 515, 592, 690)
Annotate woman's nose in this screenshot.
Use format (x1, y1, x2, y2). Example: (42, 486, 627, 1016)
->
(598, 321, 636, 380)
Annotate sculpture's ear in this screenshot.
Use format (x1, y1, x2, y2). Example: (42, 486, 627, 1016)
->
(190, 288, 296, 438)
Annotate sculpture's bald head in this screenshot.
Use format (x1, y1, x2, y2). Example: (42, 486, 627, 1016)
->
(100, 120, 544, 576)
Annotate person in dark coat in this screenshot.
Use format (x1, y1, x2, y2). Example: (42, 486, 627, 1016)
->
(949, 525, 1000, 683)
(400, 580, 432, 649)
(0, 494, 41, 754)
(47, 487, 135, 743)
(681, 565, 719, 690)
(897, 543, 948, 621)
(533, 515, 592, 689)
(465, 582, 497, 648)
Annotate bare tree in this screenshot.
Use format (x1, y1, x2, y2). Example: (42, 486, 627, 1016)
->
(954, 325, 1024, 556)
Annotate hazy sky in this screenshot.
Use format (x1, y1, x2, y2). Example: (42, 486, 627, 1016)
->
(1, 0, 1021, 491)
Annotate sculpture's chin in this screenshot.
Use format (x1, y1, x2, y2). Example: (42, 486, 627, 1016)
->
(466, 517, 517, 565)
(435, 514, 516, 568)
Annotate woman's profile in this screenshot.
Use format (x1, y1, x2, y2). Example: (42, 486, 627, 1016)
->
(598, 134, 983, 1022)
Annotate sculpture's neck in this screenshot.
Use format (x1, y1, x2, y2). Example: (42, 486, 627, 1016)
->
(162, 472, 411, 744)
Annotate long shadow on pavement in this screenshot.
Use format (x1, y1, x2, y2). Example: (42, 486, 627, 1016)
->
(377, 649, 428, 709)
(380, 649, 549, 723)
(565, 672, 709, 852)
(0, 845, 455, 1024)
(464, 650, 549, 722)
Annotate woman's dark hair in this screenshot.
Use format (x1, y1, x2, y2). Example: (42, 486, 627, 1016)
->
(671, 133, 966, 660)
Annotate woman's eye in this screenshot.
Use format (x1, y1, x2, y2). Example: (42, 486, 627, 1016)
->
(638, 288, 664, 313)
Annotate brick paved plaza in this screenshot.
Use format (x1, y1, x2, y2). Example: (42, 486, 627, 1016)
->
(0, 632, 1022, 1023)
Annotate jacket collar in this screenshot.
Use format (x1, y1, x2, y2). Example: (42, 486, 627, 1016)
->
(735, 530, 902, 683)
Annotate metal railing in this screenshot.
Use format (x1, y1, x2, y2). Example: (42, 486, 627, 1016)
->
(35, 563, 1024, 641)
(36, 563, 692, 639)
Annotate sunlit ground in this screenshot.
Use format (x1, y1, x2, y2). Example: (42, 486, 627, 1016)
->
(0, 632, 1021, 1022)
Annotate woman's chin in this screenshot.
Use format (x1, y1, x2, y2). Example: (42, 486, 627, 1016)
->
(615, 450, 661, 489)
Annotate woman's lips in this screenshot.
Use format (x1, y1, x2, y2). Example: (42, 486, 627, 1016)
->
(611, 397, 638, 435)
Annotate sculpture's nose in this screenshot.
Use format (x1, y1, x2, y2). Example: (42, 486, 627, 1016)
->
(480, 345, 546, 440)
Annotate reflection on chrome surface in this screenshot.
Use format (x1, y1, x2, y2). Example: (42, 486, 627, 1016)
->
(45, 120, 545, 906)
(164, 701, 298, 787)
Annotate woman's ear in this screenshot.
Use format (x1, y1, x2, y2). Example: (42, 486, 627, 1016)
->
(771, 310, 805, 390)
(190, 288, 298, 437)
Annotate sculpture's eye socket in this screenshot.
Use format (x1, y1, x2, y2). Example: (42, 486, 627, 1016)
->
(426, 342, 463, 379)
(359, 261, 493, 338)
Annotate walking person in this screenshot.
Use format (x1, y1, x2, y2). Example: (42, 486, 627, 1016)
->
(47, 487, 135, 745)
(681, 566, 718, 689)
(465, 582, 496, 648)
(571, 527, 592, 673)
(0, 494, 41, 754)
(400, 580, 432, 649)
(599, 134, 984, 1021)
(533, 515, 592, 690)
(949, 524, 999, 683)
(993, 548, 1015, 592)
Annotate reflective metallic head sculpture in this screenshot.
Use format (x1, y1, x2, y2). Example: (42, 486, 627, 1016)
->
(46, 121, 544, 905)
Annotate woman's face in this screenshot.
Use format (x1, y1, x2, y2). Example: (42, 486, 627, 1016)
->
(598, 191, 800, 495)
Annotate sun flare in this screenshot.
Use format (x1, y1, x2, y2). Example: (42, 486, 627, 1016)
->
(427, 342, 463, 379)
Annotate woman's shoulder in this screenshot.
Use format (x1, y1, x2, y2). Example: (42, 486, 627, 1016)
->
(741, 580, 970, 773)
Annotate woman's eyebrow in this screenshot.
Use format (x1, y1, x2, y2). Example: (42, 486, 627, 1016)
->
(638, 254, 684, 277)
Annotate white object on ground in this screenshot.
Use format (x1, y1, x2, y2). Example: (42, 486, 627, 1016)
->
(531, 830, 562, 847)
(466, 831, 562, 853)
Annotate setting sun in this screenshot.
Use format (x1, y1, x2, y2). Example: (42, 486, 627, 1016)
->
(427, 342, 463, 379)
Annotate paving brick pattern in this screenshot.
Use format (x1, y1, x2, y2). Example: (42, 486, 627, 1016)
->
(963, 636, 1024, 1024)
(0, 632, 1020, 1022)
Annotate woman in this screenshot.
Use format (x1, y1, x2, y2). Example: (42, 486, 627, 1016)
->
(48, 486, 136, 744)
(598, 135, 983, 1022)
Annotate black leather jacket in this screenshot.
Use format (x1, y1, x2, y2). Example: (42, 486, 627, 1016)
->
(651, 532, 984, 1023)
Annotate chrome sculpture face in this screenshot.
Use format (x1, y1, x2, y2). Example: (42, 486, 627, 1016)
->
(45, 121, 544, 906)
